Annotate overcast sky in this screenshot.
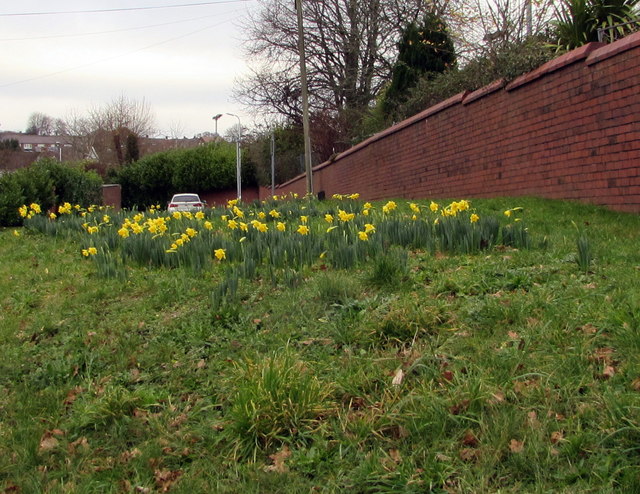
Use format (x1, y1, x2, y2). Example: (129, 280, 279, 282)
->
(0, 0, 259, 137)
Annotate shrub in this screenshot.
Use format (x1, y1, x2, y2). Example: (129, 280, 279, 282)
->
(115, 142, 257, 209)
(0, 158, 102, 226)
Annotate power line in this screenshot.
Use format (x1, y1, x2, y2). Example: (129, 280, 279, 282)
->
(0, 14, 241, 88)
(0, 12, 223, 41)
(0, 0, 249, 17)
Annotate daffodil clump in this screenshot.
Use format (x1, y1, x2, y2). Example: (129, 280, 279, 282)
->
(17, 195, 529, 281)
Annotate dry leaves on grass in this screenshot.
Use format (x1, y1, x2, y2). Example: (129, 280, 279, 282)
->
(264, 445, 291, 473)
(154, 469, 182, 492)
(509, 439, 524, 453)
(39, 429, 65, 453)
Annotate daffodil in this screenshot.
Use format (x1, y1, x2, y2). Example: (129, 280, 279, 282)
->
(324, 214, 334, 223)
(338, 209, 355, 222)
(30, 203, 41, 214)
(118, 227, 130, 238)
(13, 230, 20, 237)
(102, 215, 110, 223)
(409, 203, 420, 213)
(49, 212, 57, 220)
(348, 193, 360, 199)
(504, 210, 512, 218)
(358, 231, 369, 241)
(277, 222, 286, 232)
(256, 222, 268, 233)
(430, 201, 439, 212)
(172, 211, 182, 220)
(18, 205, 28, 217)
(228, 219, 239, 230)
(269, 209, 281, 218)
(297, 225, 310, 235)
(204, 221, 213, 230)
(300, 215, 308, 224)
(195, 211, 205, 220)
(258, 211, 266, 220)
(214, 248, 226, 260)
(364, 223, 376, 233)
(186, 228, 198, 237)
(470, 213, 480, 223)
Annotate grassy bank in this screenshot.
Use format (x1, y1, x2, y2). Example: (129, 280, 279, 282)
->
(1, 197, 639, 493)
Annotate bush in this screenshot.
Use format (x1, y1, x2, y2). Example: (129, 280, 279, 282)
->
(382, 36, 556, 129)
(115, 142, 256, 209)
(0, 158, 102, 226)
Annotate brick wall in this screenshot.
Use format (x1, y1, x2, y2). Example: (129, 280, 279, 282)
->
(270, 34, 640, 213)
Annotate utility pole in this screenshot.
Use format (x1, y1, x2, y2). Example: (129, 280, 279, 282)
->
(226, 113, 242, 201)
(295, 0, 313, 195)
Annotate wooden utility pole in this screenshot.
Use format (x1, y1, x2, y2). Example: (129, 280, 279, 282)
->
(295, 0, 313, 195)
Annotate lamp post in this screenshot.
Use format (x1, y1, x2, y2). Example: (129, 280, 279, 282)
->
(212, 114, 222, 136)
(226, 113, 242, 201)
(55, 142, 62, 162)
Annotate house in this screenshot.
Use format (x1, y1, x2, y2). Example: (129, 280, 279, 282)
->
(0, 132, 73, 161)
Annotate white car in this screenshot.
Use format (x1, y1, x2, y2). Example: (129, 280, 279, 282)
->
(167, 193, 205, 213)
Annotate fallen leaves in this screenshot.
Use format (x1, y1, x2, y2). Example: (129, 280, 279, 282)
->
(509, 439, 524, 453)
(391, 368, 404, 387)
(264, 445, 291, 473)
(154, 469, 182, 493)
(38, 429, 64, 453)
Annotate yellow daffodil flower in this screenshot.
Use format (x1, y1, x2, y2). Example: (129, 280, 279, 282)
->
(214, 248, 226, 260)
(470, 213, 480, 223)
(358, 231, 369, 241)
(277, 222, 286, 232)
(297, 225, 310, 235)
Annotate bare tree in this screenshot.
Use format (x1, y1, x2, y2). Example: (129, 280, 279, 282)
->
(86, 94, 156, 137)
(25, 112, 55, 135)
(464, 0, 554, 54)
(62, 95, 156, 165)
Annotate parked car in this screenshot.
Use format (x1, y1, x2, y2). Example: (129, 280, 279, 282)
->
(167, 193, 205, 213)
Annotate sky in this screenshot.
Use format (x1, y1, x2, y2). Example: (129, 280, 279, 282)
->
(0, 0, 260, 138)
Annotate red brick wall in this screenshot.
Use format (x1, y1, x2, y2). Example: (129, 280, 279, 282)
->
(270, 34, 640, 213)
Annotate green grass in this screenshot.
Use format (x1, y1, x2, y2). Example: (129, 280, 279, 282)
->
(1, 196, 639, 493)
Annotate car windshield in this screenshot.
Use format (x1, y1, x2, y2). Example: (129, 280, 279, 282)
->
(173, 194, 200, 203)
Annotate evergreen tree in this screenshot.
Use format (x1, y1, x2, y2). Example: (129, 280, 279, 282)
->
(383, 12, 456, 115)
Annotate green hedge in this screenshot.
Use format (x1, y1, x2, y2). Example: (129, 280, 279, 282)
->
(115, 142, 256, 209)
(0, 158, 103, 227)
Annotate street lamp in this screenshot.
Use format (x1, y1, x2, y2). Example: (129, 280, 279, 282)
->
(212, 114, 222, 135)
(55, 142, 62, 162)
(226, 113, 242, 201)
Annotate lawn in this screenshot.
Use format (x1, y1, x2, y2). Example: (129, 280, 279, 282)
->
(1, 196, 639, 493)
